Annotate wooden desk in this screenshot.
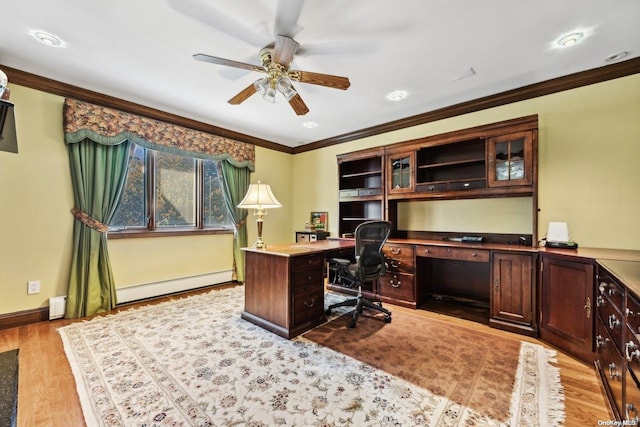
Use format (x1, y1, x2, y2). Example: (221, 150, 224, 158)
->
(241, 239, 355, 339)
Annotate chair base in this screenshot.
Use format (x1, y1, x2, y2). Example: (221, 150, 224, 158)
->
(326, 291, 392, 328)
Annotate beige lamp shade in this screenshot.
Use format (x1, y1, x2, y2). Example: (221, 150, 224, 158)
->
(238, 182, 282, 209)
(238, 181, 281, 249)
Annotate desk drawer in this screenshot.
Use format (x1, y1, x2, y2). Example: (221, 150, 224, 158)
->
(292, 255, 325, 273)
(419, 246, 489, 262)
(598, 268, 624, 314)
(292, 287, 324, 325)
(292, 269, 324, 290)
(379, 273, 414, 302)
(383, 244, 415, 274)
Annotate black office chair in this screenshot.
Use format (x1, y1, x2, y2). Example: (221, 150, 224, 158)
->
(325, 220, 392, 328)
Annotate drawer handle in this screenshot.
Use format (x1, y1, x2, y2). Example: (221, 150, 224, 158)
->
(307, 275, 312, 281)
(428, 185, 435, 191)
(471, 252, 477, 257)
(307, 259, 313, 264)
(599, 282, 607, 294)
(626, 341, 640, 362)
(463, 182, 470, 188)
(390, 260, 402, 268)
(596, 296, 605, 307)
(390, 248, 401, 255)
(627, 308, 637, 317)
(424, 249, 429, 254)
(608, 288, 618, 297)
(304, 297, 315, 308)
(596, 335, 610, 348)
(609, 313, 619, 329)
(390, 277, 401, 288)
(609, 362, 621, 380)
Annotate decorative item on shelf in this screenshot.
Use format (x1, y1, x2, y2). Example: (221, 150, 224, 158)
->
(304, 221, 313, 231)
(0, 69, 10, 101)
(310, 211, 328, 231)
(238, 181, 282, 249)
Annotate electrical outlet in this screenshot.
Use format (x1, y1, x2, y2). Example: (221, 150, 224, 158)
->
(27, 280, 41, 294)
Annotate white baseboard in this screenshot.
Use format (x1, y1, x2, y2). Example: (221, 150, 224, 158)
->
(116, 270, 233, 304)
(48, 271, 233, 320)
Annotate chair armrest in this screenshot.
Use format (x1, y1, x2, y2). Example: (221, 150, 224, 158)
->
(329, 258, 352, 266)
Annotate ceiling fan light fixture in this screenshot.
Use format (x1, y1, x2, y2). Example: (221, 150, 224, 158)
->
(277, 77, 297, 101)
(254, 78, 268, 95)
(263, 86, 277, 103)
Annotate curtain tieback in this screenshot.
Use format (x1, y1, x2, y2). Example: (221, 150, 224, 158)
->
(235, 219, 247, 229)
(71, 208, 109, 233)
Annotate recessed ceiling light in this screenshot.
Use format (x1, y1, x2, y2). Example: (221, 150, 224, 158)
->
(31, 31, 63, 47)
(556, 32, 584, 48)
(605, 51, 629, 63)
(386, 90, 408, 101)
(302, 121, 317, 129)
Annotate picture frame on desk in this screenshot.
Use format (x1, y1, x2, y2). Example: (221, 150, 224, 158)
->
(310, 211, 328, 231)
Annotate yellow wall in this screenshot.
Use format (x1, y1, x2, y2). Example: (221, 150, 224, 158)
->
(1, 73, 639, 316)
(292, 74, 640, 250)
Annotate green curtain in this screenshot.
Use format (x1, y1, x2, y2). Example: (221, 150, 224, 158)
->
(221, 160, 250, 282)
(65, 139, 131, 318)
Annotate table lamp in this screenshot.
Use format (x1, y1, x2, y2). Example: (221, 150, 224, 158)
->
(238, 181, 282, 249)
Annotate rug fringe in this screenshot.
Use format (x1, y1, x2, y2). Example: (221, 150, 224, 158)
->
(509, 343, 566, 426)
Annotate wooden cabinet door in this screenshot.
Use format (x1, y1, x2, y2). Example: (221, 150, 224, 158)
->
(490, 252, 535, 334)
(386, 151, 415, 195)
(540, 254, 595, 363)
(487, 131, 533, 187)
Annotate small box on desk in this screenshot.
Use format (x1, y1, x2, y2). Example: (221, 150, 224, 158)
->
(295, 230, 330, 243)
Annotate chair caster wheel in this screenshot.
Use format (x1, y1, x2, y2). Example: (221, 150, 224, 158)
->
(348, 318, 357, 328)
(325, 308, 332, 315)
(384, 315, 392, 323)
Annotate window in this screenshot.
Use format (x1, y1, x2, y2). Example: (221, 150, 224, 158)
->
(110, 144, 233, 236)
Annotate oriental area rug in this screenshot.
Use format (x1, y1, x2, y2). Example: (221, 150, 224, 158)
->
(58, 286, 564, 426)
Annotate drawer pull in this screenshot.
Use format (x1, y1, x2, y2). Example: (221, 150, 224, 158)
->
(390, 260, 402, 268)
(428, 185, 435, 191)
(608, 362, 621, 380)
(391, 248, 401, 255)
(304, 298, 315, 308)
(596, 334, 610, 348)
(307, 275, 312, 281)
(608, 288, 618, 297)
(390, 278, 401, 288)
(424, 249, 429, 254)
(599, 282, 606, 294)
(471, 252, 477, 257)
(463, 182, 470, 188)
(596, 296, 605, 307)
(609, 313, 619, 329)
(627, 308, 636, 317)
(626, 341, 640, 362)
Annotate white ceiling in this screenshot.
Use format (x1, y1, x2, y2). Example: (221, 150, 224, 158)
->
(1, 0, 639, 148)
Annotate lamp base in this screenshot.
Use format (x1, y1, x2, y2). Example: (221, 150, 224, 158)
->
(252, 238, 267, 249)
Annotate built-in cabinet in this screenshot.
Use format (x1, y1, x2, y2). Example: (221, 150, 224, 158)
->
(337, 148, 384, 237)
(335, 115, 539, 334)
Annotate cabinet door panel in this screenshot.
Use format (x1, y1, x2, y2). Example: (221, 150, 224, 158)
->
(491, 252, 533, 326)
(540, 254, 595, 363)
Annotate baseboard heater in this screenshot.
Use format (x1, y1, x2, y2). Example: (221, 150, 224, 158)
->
(49, 270, 233, 320)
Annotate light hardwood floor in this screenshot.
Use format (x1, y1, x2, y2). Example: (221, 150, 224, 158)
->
(0, 284, 612, 426)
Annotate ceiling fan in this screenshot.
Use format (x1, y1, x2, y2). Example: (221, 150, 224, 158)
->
(193, 34, 351, 116)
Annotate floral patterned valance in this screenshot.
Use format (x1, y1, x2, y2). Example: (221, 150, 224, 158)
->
(63, 98, 254, 170)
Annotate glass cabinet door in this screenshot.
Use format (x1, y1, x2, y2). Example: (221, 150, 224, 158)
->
(387, 152, 414, 193)
(487, 131, 533, 187)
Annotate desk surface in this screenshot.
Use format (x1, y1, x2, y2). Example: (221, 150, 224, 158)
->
(242, 239, 355, 257)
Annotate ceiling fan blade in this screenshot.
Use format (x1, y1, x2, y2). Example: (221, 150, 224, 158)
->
(274, 0, 305, 37)
(273, 35, 299, 67)
(168, 0, 270, 47)
(289, 70, 351, 90)
(193, 54, 265, 73)
(228, 83, 258, 105)
(288, 92, 310, 116)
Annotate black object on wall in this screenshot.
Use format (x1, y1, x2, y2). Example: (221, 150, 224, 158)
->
(0, 100, 18, 154)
